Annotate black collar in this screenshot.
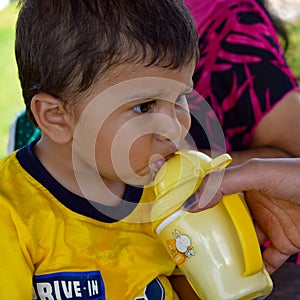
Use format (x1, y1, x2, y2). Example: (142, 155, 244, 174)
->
(16, 143, 144, 223)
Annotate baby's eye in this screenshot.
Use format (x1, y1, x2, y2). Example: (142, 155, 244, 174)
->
(132, 100, 156, 113)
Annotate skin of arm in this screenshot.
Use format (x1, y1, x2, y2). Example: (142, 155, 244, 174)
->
(190, 158, 300, 274)
(169, 274, 200, 299)
(228, 91, 300, 165)
(194, 92, 300, 166)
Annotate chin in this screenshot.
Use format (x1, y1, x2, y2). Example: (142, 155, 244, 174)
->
(123, 173, 153, 187)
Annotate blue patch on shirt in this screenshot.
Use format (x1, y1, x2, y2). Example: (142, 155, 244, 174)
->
(135, 278, 165, 300)
(33, 271, 105, 300)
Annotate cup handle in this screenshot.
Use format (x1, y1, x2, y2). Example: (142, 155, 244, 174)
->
(222, 193, 263, 276)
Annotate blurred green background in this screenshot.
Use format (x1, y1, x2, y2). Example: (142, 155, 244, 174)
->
(0, 4, 23, 158)
(0, 3, 300, 159)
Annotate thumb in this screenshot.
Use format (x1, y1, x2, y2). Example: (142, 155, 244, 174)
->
(215, 160, 264, 195)
(184, 159, 261, 212)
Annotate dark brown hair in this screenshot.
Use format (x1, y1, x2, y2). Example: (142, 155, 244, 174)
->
(15, 0, 198, 123)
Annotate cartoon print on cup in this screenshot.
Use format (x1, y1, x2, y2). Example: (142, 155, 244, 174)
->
(166, 230, 195, 264)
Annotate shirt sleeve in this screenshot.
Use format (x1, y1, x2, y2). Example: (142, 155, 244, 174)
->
(0, 200, 34, 299)
(188, 0, 299, 151)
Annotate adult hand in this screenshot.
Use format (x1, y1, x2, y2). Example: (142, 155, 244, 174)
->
(188, 158, 300, 274)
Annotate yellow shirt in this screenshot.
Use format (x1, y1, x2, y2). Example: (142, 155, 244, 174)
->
(0, 145, 178, 300)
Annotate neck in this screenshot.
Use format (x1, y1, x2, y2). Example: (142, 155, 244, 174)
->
(34, 137, 125, 206)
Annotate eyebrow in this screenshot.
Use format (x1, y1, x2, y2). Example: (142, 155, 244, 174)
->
(127, 88, 169, 100)
(127, 83, 193, 102)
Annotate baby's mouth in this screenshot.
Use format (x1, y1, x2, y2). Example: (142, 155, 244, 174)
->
(149, 158, 166, 173)
(149, 153, 175, 180)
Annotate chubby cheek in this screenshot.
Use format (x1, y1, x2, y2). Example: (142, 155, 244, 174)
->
(94, 130, 153, 184)
(178, 107, 191, 139)
(128, 136, 153, 174)
(94, 134, 115, 176)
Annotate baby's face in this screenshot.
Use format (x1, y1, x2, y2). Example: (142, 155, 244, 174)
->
(72, 62, 194, 189)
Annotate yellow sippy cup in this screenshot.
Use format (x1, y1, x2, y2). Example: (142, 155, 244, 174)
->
(150, 150, 273, 300)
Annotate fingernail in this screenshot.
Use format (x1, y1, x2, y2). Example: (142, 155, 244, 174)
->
(182, 193, 199, 210)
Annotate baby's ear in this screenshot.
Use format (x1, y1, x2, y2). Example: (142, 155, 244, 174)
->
(30, 93, 73, 144)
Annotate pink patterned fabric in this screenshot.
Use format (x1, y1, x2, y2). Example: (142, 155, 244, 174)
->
(185, 0, 299, 152)
(185, 0, 300, 266)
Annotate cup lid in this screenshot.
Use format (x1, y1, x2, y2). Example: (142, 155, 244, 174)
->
(150, 150, 231, 222)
